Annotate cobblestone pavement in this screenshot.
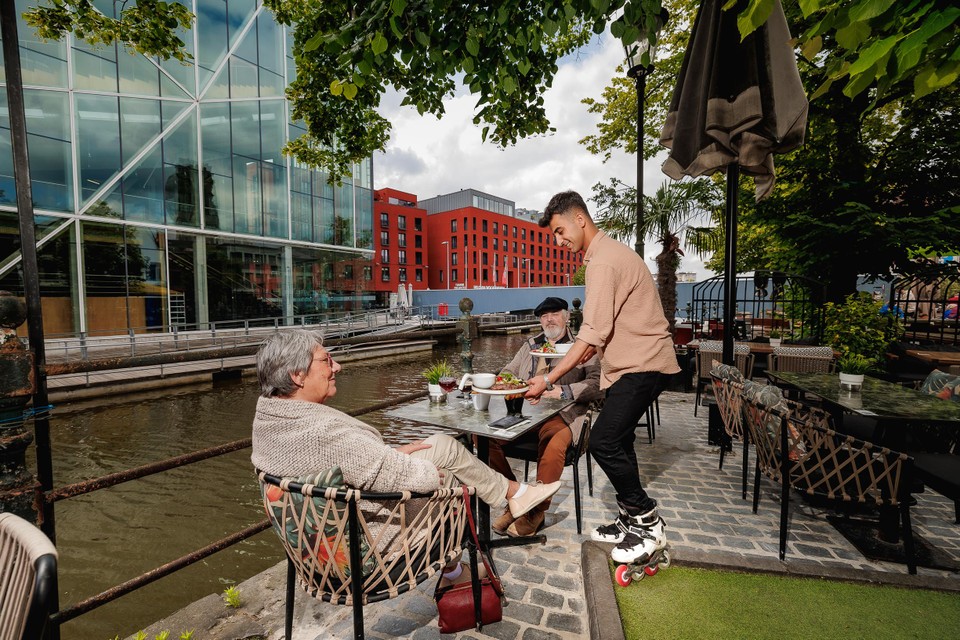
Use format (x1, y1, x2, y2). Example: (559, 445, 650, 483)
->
(143, 391, 959, 639)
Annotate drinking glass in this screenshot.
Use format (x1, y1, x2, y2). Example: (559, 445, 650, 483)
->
(437, 376, 457, 395)
(504, 395, 524, 416)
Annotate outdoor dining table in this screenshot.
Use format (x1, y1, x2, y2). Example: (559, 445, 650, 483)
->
(902, 349, 960, 373)
(385, 393, 572, 549)
(766, 371, 960, 566)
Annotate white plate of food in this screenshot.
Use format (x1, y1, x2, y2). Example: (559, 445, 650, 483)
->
(530, 351, 566, 359)
(474, 386, 529, 396)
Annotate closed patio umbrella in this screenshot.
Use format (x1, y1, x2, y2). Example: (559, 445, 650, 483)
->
(659, 0, 807, 363)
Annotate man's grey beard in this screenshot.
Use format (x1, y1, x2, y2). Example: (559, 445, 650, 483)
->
(543, 325, 565, 341)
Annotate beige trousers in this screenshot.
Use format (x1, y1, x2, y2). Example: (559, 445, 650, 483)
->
(411, 434, 509, 506)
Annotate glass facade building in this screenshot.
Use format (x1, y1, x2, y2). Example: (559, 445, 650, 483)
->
(0, 0, 373, 337)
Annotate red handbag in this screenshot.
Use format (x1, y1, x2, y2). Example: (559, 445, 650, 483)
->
(434, 487, 505, 633)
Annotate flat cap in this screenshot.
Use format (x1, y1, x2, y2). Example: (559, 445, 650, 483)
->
(534, 296, 568, 317)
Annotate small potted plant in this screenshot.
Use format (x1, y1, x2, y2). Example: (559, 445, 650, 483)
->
(422, 359, 455, 402)
(837, 353, 874, 391)
(768, 329, 782, 349)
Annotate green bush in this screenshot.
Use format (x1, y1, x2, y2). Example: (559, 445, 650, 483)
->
(823, 292, 903, 365)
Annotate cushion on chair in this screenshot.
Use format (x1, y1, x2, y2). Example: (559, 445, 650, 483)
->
(742, 381, 806, 460)
(919, 370, 960, 403)
(711, 360, 745, 383)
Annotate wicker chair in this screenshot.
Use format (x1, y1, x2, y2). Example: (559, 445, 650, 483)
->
(258, 471, 480, 639)
(0, 513, 58, 640)
(769, 346, 835, 374)
(742, 397, 918, 573)
(695, 341, 754, 416)
(710, 374, 750, 499)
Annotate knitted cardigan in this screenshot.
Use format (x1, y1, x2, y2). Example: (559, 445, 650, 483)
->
(251, 396, 440, 492)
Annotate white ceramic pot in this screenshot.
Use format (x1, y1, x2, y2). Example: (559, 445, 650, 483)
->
(472, 392, 491, 411)
(769, 338, 782, 349)
(427, 383, 446, 403)
(838, 372, 864, 391)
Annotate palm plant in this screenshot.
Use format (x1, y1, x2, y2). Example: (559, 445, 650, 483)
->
(591, 178, 722, 332)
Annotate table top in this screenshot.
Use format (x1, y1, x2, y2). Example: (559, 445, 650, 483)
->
(386, 395, 571, 441)
(687, 340, 837, 356)
(767, 371, 960, 424)
(903, 349, 960, 367)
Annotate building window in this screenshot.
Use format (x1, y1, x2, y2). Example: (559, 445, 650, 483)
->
(343, 264, 353, 279)
(380, 231, 389, 245)
(472, 235, 477, 247)
(380, 212, 389, 227)
(451, 220, 457, 232)
(483, 268, 488, 281)
(452, 268, 458, 282)
(482, 253, 488, 265)
(381, 267, 390, 282)
(398, 233, 406, 247)
(414, 218, 422, 231)
(399, 268, 407, 282)
(451, 237, 458, 249)
(414, 235, 422, 248)
(380, 249, 389, 263)
(363, 265, 372, 280)
(521, 243, 526, 254)
(482, 219, 488, 232)
(399, 250, 407, 264)
(415, 251, 423, 264)
(452, 253, 458, 265)
(512, 241, 518, 252)
(492, 238, 498, 250)
(398, 215, 406, 230)
(521, 228, 526, 240)
(416, 269, 423, 282)
(493, 222, 499, 234)
(513, 226, 518, 238)
(482, 237, 488, 249)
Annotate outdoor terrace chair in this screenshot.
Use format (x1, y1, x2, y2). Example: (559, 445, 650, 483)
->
(710, 372, 750, 499)
(258, 470, 481, 639)
(695, 341, 754, 416)
(0, 513, 58, 640)
(509, 399, 601, 534)
(742, 396, 918, 574)
(768, 346, 835, 374)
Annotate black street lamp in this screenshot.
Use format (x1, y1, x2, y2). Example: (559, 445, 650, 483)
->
(623, 10, 667, 259)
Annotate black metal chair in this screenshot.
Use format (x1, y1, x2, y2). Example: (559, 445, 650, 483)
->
(258, 471, 479, 639)
(506, 400, 600, 534)
(0, 512, 59, 640)
(742, 397, 918, 573)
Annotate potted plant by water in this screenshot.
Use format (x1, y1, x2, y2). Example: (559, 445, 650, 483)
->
(837, 353, 874, 391)
(422, 359, 455, 402)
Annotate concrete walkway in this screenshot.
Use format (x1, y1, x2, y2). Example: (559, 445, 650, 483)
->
(135, 391, 960, 639)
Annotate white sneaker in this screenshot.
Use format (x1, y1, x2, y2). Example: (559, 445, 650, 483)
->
(508, 481, 561, 519)
(591, 514, 631, 543)
(610, 509, 667, 564)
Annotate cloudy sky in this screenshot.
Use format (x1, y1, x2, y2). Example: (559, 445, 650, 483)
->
(373, 33, 716, 281)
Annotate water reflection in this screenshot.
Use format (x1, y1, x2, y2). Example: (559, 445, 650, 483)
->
(46, 333, 526, 639)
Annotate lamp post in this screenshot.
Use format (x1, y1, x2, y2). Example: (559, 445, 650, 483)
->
(623, 10, 667, 259)
(441, 241, 450, 290)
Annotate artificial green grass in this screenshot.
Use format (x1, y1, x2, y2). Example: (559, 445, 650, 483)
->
(611, 563, 960, 640)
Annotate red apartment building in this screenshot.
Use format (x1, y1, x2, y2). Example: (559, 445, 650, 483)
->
(371, 188, 429, 306)
(371, 187, 583, 301)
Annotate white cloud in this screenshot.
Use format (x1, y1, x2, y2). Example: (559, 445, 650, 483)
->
(374, 34, 716, 281)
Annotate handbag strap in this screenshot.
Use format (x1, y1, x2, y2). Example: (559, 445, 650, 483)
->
(461, 486, 503, 597)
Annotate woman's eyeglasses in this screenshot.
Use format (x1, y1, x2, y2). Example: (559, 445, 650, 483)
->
(313, 352, 334, 369)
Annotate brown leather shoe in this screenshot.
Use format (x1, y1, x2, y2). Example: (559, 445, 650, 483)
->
(492, 507, 515, 536)
(506, 509, 545, 537)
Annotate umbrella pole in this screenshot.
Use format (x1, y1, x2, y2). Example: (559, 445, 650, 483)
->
(722, 163, 740, 366)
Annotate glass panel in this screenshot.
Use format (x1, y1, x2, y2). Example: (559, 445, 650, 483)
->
(73, 45, 119, 92)
(261, 161, 287, 238)
(118, 50, 161, 96)
(234, 19, 258, 63)
(205, 235, 284, 322)
(196, 0, 230, 91)
(161, 100, 191, 131)
(206, 172, 233, 231)
(285, 30, 297, 83)
(257, 14, 283, 74)
(159, 70, 191, 99)
(120, 98, 162, 166)
(355, 186, 372, 249)
(163, 110, 199, 226)
(76, 94, 121, 206)
(230, 101, 259, 158)
(259, 100, 284, 162)
(228, 0, 258, 47)
(334, 180, 354, 246)
(159, 22, 195, 96)
(291, 192, 312, 242)
(81, 221, 149, 333)
(232, 154, 260, 235)
(1, 0, 68, 88)
(258, 69, 285, 97)
(204, 64, 230, 99)
(200, 102, 231, 176)
(167, 230, 198, 328)
(317, 196, 335, 244)
(122, 146, 164, 224)
(229, 56, 259, 97)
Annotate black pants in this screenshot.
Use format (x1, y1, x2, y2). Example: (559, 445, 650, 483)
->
(589, 372, 671, 514)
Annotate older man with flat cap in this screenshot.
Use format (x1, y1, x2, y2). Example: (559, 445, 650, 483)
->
(485, 296, 602, 537)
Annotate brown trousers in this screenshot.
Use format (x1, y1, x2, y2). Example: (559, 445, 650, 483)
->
(486, 416, 571, 513)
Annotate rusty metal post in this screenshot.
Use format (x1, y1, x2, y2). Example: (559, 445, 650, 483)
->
(0, 293, 40, 521)
(456, 298, 478, 374)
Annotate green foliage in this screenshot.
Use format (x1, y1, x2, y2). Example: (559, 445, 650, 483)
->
(179, 633, 194, 640)
(822, 292, 903, 365)
(135, 633, 148, 640)
(154, 632, 170, 640)
(421, 359, 455, 384)
(573, 264, 586, 286)
(24, 0, 193, 62)
(222, 585, 242, 609)
(837, 352, 876, 375)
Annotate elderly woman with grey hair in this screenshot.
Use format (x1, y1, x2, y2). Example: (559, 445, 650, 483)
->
(251, 329, 560, 584)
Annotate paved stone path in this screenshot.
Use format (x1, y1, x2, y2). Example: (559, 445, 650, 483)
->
(137, 391, 960, 639)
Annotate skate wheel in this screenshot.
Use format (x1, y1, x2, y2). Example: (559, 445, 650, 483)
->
(632, 568, 646, 581)
(643, 564, 659, 576)
(661, 550, 672, 568)
(615, 564, 632, 587)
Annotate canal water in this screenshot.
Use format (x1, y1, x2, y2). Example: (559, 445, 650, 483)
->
(38, 334, 528, 639)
